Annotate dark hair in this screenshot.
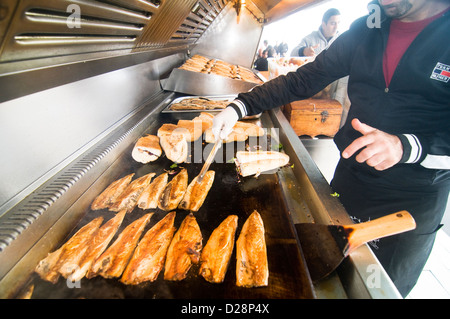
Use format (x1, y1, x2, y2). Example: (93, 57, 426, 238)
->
(322, 8, 340, 23)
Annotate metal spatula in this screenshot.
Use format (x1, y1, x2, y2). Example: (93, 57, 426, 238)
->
(295, 210, 416, 282)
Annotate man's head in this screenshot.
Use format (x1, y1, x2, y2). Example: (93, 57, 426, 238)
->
(321, 8, 341, 39)
(377, 0, 449, 21)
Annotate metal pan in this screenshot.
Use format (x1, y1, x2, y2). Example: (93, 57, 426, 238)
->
(162, 94, 262, 119)
(161, 95, 237, 113)
(161, 67, 261, 96)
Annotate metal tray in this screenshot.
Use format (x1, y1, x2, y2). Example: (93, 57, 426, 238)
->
(161, 95, 237, 113)
(162, 94, 262, 119)
(162, 67, 262, 96)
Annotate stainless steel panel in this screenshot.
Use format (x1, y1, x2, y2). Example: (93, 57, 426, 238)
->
(0, 92, 174, 298)
(268, 108, 402, 299)
(0, 48, 187, 103)
(0, 0, 155, 62)
(192, 2, 263, 68)
(0, 53, 183, 218)
(162, 67, 260, 96)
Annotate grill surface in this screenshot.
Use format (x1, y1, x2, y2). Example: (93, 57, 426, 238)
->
(23, 110, 315, 299)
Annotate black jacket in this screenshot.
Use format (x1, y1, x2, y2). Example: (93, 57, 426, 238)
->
(230, 9, 450, 191)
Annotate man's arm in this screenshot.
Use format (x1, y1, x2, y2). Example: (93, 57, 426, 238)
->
(399, 131, 450, 170)
(231, 28, 357, 117)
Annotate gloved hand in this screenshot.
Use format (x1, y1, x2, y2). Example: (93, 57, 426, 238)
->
(212, 106, 239, 141)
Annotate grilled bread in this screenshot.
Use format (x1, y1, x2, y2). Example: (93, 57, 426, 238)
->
(159, 132, 188, 164)
(235, 151, 290, 177)
(132, 135, 162, 164)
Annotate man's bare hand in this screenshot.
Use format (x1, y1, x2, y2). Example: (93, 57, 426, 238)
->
(304, 44, 319, 56)
(342, 118, 403, 171)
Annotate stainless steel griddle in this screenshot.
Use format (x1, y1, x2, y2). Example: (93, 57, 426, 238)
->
(0, 0, 402, 299)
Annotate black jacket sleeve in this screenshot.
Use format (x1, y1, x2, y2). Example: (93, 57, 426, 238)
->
(231, 20, 364, 117)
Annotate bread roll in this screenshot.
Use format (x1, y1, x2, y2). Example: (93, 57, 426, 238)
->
(132, 135, 162, 164)
(235, 151, 290, 177)
(159, 132, 188, 164)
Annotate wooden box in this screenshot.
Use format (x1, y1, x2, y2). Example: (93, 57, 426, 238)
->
(282, 99, 342, 137)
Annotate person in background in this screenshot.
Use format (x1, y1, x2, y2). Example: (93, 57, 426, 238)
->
(290, 8, 341, 57)
(257, 39, 269, 58)
(254, 49, 269, 71)
(277, 41, 289, 57)
(213, 0, 450, 298)
(254, 46, 277, 72)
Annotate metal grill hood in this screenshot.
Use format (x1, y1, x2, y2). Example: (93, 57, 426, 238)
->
(0, 0, 326, 66)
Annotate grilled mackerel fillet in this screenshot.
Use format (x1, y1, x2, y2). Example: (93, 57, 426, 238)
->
(158, 168, 188, 211)
(136, 172, 169, 210)
(88, 213, 153, 279)
(169, 98, 228, 110)
(164, 213, 202, 281)
(199, 215, 238, 283)
(121, 212, 176, 285)
(69, 210, 127, 282)
(236, 210, 268, 287)
(91, 174, 134, 210)
(35, 217, 104, 283)
(109, 173, 155, 212)
(178, 170, 215, 212)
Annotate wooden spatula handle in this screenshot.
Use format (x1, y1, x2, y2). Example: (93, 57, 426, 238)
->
(346, 210, 416, 255)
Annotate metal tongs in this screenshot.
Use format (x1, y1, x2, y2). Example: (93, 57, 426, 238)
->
(197, 139, 222, 183)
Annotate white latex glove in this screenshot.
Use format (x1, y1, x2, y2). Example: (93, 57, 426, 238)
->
(212, 106, 239, 141)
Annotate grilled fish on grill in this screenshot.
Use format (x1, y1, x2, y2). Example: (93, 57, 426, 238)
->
(69, 210, 127, 282)
(35, 216, 104, 283)
(109, 173, 155, 212)
(88, 213, 153, 279)
(136, 172, 169, 210)
(236, 210, 268, 287)
(178, 170, 215, 212)
(35, 248, 64, 283)
(164, 213, 202, 281)
(158, 168, 188, 211)
(91, 174, 134, 210)
(121, 211, 176, 285)
(199, 215, 238, 283)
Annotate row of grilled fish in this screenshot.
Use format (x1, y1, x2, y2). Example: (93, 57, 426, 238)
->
(90, 168, 214, 213)
(35, 210, 268, 287)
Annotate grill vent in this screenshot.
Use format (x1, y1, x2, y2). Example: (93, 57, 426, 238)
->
(0, 115, 146, 252)
(1, 0, 159, 62)
(169, 0, 227, 44)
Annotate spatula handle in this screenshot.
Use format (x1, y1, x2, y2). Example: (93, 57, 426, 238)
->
(346, 210, 416, 255)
